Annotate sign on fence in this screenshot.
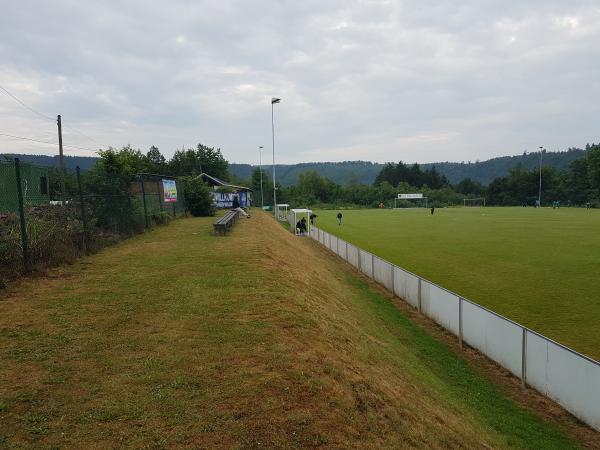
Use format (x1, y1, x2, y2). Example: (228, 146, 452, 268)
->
(162, 179, 177, 203)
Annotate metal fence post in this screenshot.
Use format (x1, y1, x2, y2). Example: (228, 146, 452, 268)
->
(371, 253, 375, 279)
(14, 158, 30, 272)
(521, 328, 527, 387)
(417, 278, 422, 312)
(345, 241, 348, 261)
(140, 175, 149, 228)
(358, 247, 362, 272)
(76, 167, 88, 254)
(390, 264, 395, 295)
(178, 180, 185, 212)
(458, 297, 463, 349)
(156, 180, 163, 212)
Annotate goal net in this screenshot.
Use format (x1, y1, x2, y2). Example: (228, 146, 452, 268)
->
(463, 198, 486, 207)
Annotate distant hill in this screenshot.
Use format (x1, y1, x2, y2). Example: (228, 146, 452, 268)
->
(4, 147, 589, 185)
(0, 154, 98, 172)
(230, 148, 587, 186)
(420, 148, 586, 185)
(230, 161, 383, 186)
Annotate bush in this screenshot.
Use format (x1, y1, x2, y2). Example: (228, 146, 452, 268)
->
(151, 211, 172, 225)
(0, 214, 22, 275)
(181, 176, 215, 217)
(0, 205, 85, 277)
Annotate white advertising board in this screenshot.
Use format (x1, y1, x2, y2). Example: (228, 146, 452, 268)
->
(398, 193, 423, 199)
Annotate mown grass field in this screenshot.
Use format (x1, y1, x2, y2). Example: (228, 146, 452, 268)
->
(314, 207, 600, 360)
(0, 211, 592, 448)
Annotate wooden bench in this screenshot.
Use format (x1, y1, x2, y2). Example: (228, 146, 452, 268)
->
(213, 210, 239, 235)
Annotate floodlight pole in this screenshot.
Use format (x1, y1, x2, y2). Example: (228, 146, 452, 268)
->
(271, 98, 280, 215)
(538, 146, 544, 207)
(258, 146, 264, 209)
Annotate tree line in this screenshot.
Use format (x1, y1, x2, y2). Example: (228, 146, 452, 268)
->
(246, 143, 600, 208)
(54, 141, 600, 213)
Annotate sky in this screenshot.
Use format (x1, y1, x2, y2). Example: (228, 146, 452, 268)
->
(1, 0, 599, 165)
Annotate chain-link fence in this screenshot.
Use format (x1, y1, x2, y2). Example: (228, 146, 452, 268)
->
(0, 160, 50, 213)
(0, 158, 186, 279)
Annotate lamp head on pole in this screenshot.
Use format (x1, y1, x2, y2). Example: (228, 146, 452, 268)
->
(271, 98, 281, 104)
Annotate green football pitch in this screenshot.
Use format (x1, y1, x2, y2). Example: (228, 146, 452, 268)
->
(314, 207, 600, 361)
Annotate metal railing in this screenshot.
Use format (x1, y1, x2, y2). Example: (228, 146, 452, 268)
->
(310, 226, 600, 432)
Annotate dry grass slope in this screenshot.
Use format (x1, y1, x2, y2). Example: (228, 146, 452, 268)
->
(0, 211, 589, 448)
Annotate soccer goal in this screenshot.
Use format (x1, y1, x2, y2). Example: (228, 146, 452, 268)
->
(394, 193, 428, 208)
(463, 198, 486, 207)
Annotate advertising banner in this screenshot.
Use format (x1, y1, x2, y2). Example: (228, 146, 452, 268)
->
(162, 179, 177, 203)
(398, 193, 423, 199)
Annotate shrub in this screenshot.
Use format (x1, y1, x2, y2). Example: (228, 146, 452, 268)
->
(181, 176, 215, 217)
(0, 214, 22, 275)
(0, 205, 85, 277)
(151, 211, 172, 225)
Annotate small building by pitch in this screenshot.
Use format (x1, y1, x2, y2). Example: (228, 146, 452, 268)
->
(0, 161, 50, 214)
(200, 173, 253, 208)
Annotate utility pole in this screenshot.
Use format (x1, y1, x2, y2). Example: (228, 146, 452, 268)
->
(57, 115, 66, 202)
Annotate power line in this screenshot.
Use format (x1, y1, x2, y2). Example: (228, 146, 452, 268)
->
(61, 119, 113, 148)
(63, 123, 100, 144)
(65, 143, 101, 153)
(0, 83, 113, 148)
(0, 132, 56, 146)
(0, 132, 100, 153)
(0, 84, 55, 122)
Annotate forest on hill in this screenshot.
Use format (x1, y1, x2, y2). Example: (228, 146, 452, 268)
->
(5, 142, 598, 209)
(0, 153, 98, 171)
(3, 147, 588, 186)
(231, 148, 586, 186)
(247, 144, 600, 208)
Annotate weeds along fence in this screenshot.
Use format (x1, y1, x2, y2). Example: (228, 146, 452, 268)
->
(309, 226, 600, 432)
(0, 159, 185, 279)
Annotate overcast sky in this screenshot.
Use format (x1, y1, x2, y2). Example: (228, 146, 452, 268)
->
(1, 1, 599, 164)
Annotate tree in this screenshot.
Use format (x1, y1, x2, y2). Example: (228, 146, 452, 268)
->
(564, 158, 589, 203)
(168, 143, 229, 179)
(180, 176, 215, 216)
(196, 144, 229, 180)
(455, 178, 485, 196)
(373, 161, 449, 189)
(373, 163, 397, 186)
(296, 170, 336, 203)
(423, 166, 448, 189)
(250, 167, 272, 207)
(147, 146, 166, 173)
(169, 149, 202, 176)
(587, 145, 600, 200)
(84, 146, 147, 233)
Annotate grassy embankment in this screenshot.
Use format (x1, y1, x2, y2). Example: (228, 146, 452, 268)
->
(0, 211, 589, 448)
(315, 207, 600, 360)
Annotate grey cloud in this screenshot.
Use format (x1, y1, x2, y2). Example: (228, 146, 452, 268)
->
(0, 0, 599, 163)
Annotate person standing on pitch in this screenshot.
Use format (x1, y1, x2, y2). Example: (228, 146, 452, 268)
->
(430, 205, 435, 215)
(337, 210, 343, 225)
